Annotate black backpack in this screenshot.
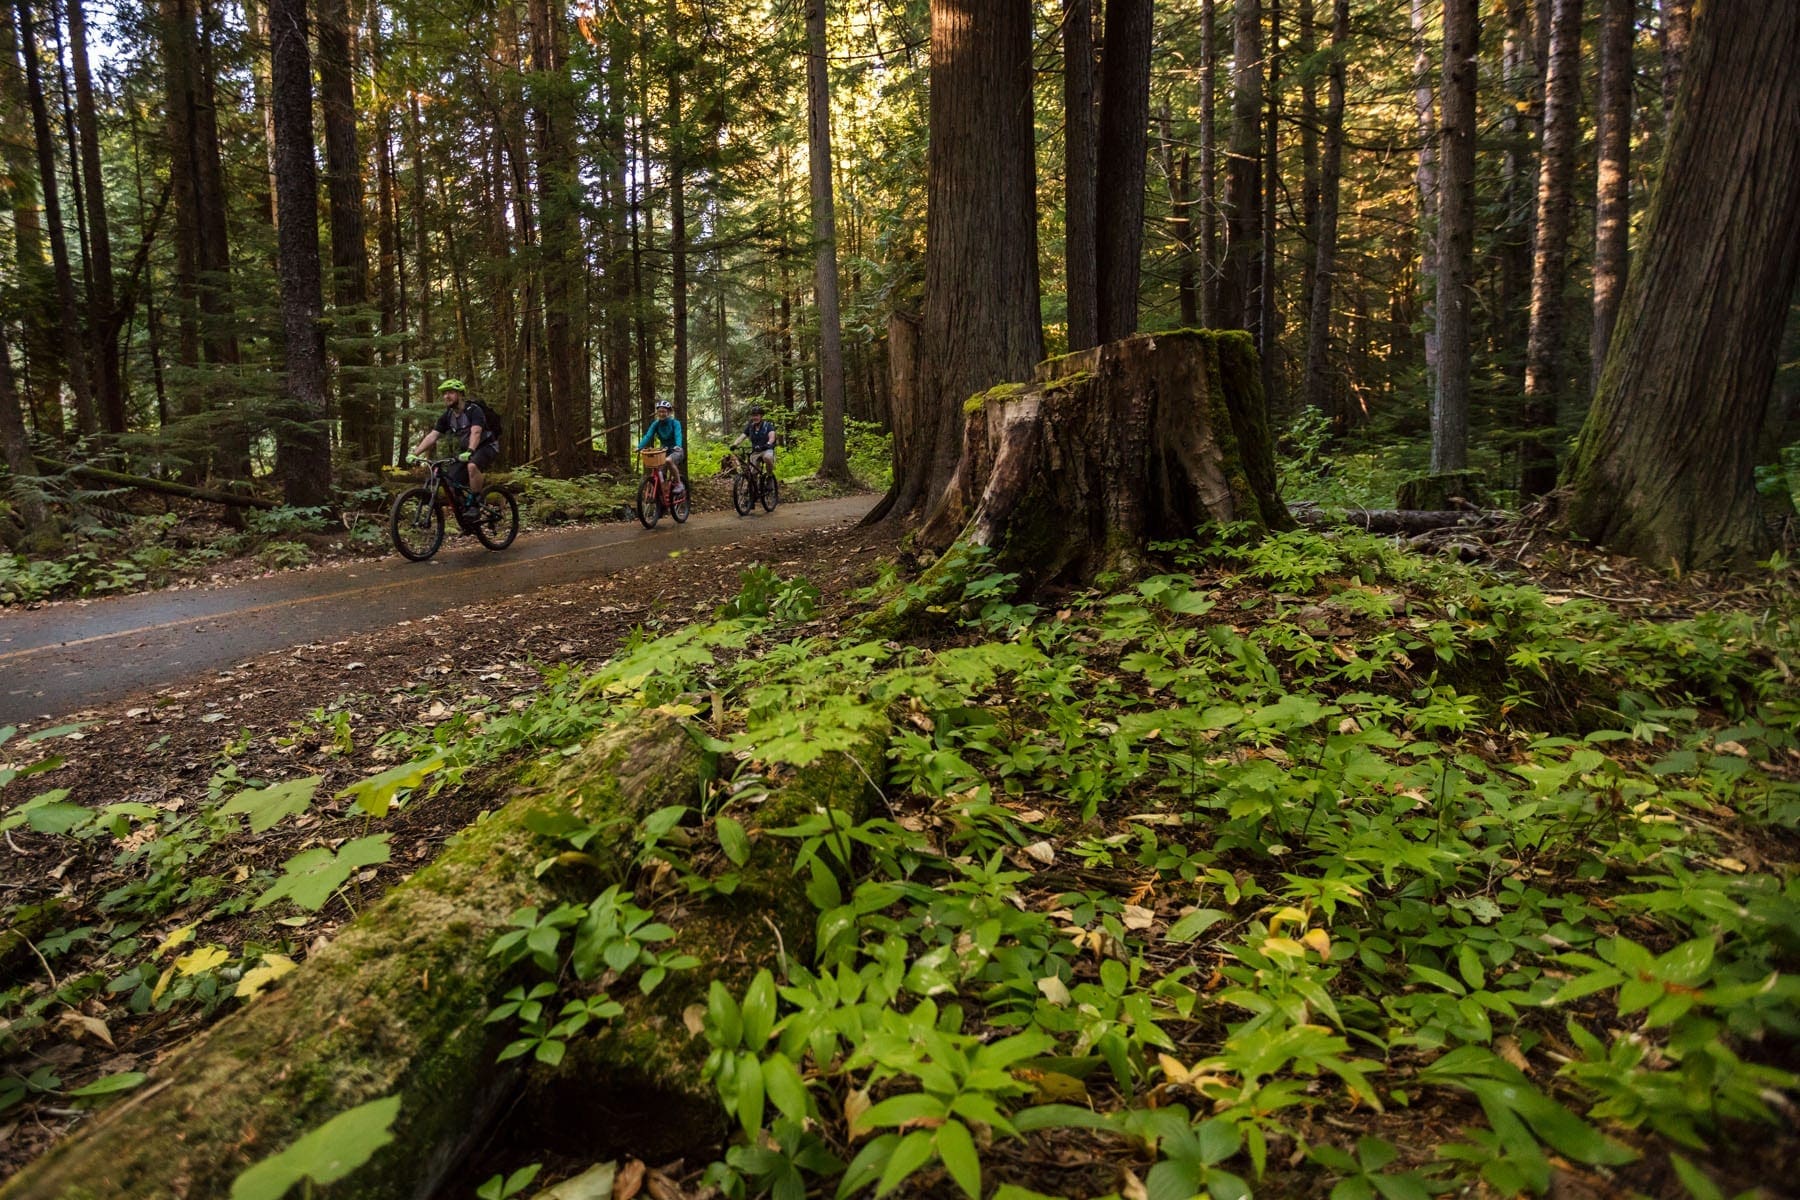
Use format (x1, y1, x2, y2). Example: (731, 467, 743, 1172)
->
(470, 401, 500, 442)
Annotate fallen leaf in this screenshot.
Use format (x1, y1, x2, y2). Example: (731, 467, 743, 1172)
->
(57, 1012, 114, 1048)
(614, 1158, 646, 1200)
(682, 1004, 707, 1037)
(1022, 840, 1055, 865)
(1036, 975, 1072, 1006)
(843, 1087, 871, 1130)
(1122, 1168, 1149, 1200)
(1120, 904, 1156, 931)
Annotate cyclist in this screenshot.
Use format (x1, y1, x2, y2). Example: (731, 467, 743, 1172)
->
(731, 404, 778, 478)
(410, 379, 499, 514)
(639, 399, 686, 500)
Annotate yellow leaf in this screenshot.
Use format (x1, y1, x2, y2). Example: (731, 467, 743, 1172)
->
(1262, 936, 1308, 959)
(843, 1087, 871, 1130)
(1267, 906, 1309, 934)
(1158, 1052, 1192, 1084)
(150, 966, 174, 1005)
(1302, 928, 1333, 961)
(175, 945, 230, 976)
(154, 924, 196, 958)
(235, 954, 298, 1000)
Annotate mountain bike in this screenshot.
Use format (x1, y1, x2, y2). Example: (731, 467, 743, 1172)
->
(390, 456, 520, 561)
(725, 451, 779, 516)
(636, 447, 690, 528)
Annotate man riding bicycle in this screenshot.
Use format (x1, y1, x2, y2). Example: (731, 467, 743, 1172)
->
(639, 399, 686, 500)
(410, 379, 498, 514)
(731, 404, 778, 476)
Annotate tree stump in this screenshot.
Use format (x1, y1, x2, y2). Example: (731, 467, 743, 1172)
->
(917, 330, 1291, 587)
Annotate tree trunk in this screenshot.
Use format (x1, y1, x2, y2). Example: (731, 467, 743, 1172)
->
(269, 0, 331, 507)
(1520, 0, 1581, 499)
(1158, 103, 1198, 328)
(1095, 0, 1152, 343)
(193, 0, 243, 474)
(159, 0, 201, 374)
(806, 0, 849, 482)
(66, 0, 119, 434)
(535, 0, 587, 477)
(1, 0, 62, 441)
(666, 0, 688, 437)
(0, 319, 51, 535)
(601, 20, 631, 465)
(1657, 0, 1689, 117)
(1410, 0, 1438, 398)
(1063, 0, 1098, 351)
(1297, 0, 1318, 354)
(1590, 0, 1632, 389)
(1565, 0, 1800, 570)
(1303, 0, 1347, 424)
(875, 0, 1041, 524)
(899, 333, 1291, 618)
(371, 4, 400, 466)
(1219, 0, 1261, 333)
(1259, 0, 1282, 411)
(406, 88, 436, 450)
(1199, 0, 1218, 327)
(17, 0, 96, 437)
(1431, 0, 1477, 475)
(0, 713, 885, 1200)
(1497, 0, 1534, 386)
(317, 0, 375, 470)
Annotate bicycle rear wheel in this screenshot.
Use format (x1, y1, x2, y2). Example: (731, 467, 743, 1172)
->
(732, 472, 754, 516)
(474, 487, 520, 550)
(637, 474, 661, 528)
(671, 482, 691, 523)
(390, 487, 444, 561)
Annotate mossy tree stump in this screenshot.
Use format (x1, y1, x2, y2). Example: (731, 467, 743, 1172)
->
(917, 330, 1291, 586)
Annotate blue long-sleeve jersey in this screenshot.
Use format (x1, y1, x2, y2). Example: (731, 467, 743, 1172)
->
(639, 416, 684, 451)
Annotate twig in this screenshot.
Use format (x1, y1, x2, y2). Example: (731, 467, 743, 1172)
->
(26, 935, 58, 992)
(760, 913, 789, 979)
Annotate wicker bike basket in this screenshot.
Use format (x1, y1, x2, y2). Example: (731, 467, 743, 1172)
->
(639, 447, 668, 469)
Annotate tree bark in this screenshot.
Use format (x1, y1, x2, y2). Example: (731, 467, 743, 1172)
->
(1565, 0, 1800, 569)
(1657, 0, 1689, 117)
(16, 0, 96, 437)
(877, 0, 1041, 524)
(1303, 0, 1347, 424)
(1199, 0, 1218, 326)
(269, 0, 331, 507)
(1219, 0, 1261, 334)
(1495, 0, 1534, 393)
(603, 18, 633, 464)
(1, 0, 62, 441)
(806, 0, 849, 481)
(1063, 0, 1098, 351)
(535, 0, 588, 477)
(65, 0, 119, 434)
(370, 3, 400, 467)
(1158, 103, 1198, 328)
(1410, 0, 1438, 398)
(317, 0, 375, 470)
(0, 318, 52, 534)
(1297, 0, 1318, 353)
(666, 0, 688, 438)
(1259, 0, 1282, 410)
(903, 333, 1291, 613)
(1520, 0, 1581, 499)
(1590, 0, 1632, 389)
(193, 0, 242, 474)
(1431, 0, 1477, 474)
(1095, 0, 1152, 343)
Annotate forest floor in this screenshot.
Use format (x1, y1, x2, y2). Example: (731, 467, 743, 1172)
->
(2, 516, 1797, 1199)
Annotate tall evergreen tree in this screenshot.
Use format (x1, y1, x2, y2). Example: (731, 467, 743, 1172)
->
(1431, 0, 1477, 475)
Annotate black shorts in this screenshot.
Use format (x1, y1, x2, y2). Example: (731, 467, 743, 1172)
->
(451, 443, 498, 488)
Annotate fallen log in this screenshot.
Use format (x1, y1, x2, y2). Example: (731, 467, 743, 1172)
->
(1290, 505, 1509, 536)
(3, 711, 891, 1200)
(34, 458, 281, 511)
(2, 713, 708, 1200)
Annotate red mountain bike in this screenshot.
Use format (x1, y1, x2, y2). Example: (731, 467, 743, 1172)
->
(636, 448, 690, 528)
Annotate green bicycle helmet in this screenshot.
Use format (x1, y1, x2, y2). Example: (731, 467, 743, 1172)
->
(438, 378, 466, 394)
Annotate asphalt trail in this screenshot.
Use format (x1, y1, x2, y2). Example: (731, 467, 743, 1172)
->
(0, 495, 874, 725)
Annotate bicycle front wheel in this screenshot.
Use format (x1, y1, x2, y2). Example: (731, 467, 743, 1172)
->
(732, 472, 754, 516)
(474, 487, 520, 550)
(760, 472, 779, 513)
(390, 487, 445, 561)
(637, 474, 661, 528)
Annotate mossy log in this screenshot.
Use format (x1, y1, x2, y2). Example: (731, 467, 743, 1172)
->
(2, 714, 710, 1200)
(918, 330, 1291, 585)
(5, 712, 892, 1200)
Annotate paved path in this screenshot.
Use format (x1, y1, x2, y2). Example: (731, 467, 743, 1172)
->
(0, 496, 874, 725)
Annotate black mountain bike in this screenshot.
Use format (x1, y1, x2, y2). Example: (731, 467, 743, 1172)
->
(389, 456, 520, 561)
(726, 452, 779, 516)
